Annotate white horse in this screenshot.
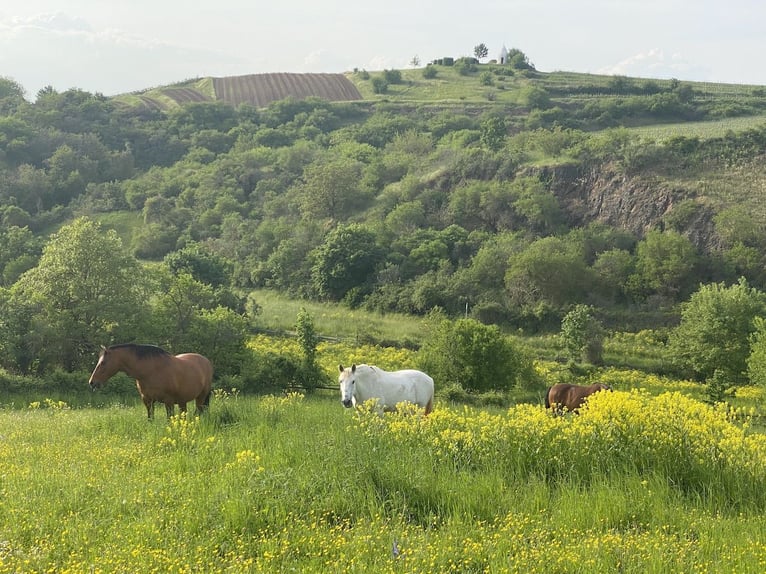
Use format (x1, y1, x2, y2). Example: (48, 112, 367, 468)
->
(338, 364, 434, 415)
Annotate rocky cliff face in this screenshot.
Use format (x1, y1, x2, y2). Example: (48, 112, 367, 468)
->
(538, 163, 720, 252)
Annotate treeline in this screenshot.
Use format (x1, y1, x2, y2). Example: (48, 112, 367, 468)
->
(1, 75, 766, 378)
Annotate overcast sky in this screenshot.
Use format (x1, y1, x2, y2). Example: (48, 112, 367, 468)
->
(1, 0, 764, 99)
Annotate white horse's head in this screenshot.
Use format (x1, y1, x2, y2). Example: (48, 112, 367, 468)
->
(338, 364, 357, 408)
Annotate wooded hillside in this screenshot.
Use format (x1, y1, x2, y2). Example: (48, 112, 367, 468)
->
(1, 58, 766, 373)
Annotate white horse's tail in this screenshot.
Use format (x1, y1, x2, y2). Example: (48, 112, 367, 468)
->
(423, 395, 434, 415)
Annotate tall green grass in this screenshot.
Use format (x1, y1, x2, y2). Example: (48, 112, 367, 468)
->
(1, 390, 766, 572)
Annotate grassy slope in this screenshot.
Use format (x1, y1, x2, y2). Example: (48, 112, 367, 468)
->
(251, 289, 427, 345)
(2, 394, 766, 572)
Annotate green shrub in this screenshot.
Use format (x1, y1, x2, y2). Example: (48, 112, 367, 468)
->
(417, 316, 532, 393)
(560, 304, 605, 364)
(383, 69, 402, 84)
(747, 316, 766, 389)
(669, 277, 766, 385)
(371, 76, 388, 94)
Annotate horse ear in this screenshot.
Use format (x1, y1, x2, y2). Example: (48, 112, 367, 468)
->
(351, 364, 356, 373)
(338, 364, 344, 373)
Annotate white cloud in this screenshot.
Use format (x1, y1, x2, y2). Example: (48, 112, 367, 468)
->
(596, 49, 708, 81)
(0, 11, 254, 97)
(5, 11, 92, 32)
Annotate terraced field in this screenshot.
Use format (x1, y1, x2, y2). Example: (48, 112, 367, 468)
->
(119, 72, 362, 110)
(213, 72, 362, 106)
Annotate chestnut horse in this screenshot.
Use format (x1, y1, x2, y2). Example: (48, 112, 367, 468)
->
(88, 343, 213, 419)
(545, 383, 612, 415)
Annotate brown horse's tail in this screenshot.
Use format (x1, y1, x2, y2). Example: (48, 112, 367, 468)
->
(544, 386, 552, 410)
(424, 395, 434, 416)
(197, 388, 212, 414)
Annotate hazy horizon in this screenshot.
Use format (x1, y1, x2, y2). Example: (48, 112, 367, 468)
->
(2, 0, 765, 99)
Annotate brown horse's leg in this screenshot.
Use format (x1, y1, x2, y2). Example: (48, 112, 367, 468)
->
(165, 403, 175, 418)
(143, 398, 154, 420)
(196, 390, 211, 415)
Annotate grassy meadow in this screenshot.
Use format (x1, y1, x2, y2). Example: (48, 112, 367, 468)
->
(2, 384, 766, 573)
(250, 289, 428, 346)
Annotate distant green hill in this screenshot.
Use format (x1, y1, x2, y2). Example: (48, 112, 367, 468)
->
(114, 64, 766, 142)
(5, 59, 766, 342)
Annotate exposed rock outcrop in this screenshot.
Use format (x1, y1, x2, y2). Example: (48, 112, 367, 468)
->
(535, 163, 720, 252)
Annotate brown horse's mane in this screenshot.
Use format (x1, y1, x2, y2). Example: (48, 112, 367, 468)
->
(109, 343, 170, 359)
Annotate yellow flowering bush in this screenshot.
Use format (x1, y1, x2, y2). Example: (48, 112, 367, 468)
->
(353, 389, 766, 508)
(317, 341, 417, 375)
(158, 412, 216, 452)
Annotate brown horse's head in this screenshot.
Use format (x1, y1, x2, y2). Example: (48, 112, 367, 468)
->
(88, 346, 119, 390)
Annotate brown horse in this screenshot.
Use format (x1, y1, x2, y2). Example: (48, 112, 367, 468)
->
(88, 344, 213, 420)
(545, 383, 612, 415)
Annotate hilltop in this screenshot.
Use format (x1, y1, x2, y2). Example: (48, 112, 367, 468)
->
(113, 63, 766, 134)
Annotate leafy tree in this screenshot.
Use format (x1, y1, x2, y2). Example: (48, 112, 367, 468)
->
(298, 158, 367, 221)
(591, 248, 635, 303)
(149, 269, 216, 351)
(628, 229, 698, 301)
(185, 306, 249, 377)
(258, 234, 316, 296)
(517, 86, 550, 110)
(9, 165, 52, 215)
(506, 48, 533, 70)
(371, 76, 388, 94)
(0, 116, 37, 165)
(164, 243, 232, 287)
(474, 43, 489, 61)
(410, 264, 458, 314)
(417, 316, 530, 392)
(505, 236, 592, 312)
(311, 224, 384, 302)
(294, 307, 327, 390)
(296, 307, 319, 367)
(0, 225, 41, 286)
(0, 76, 26, 113)
(668, 278, 766, 385)
(511, 176, 564, 234)
(747, 317, 766, 388)
(721, 242, 766, 286)
(169, 102, 238, 138)
(560, 304, 604, 364)
(384, 201, 426, 233)
(8, 217, 148, 371)
(383, 69, 402, 84)
(714, 206, 763, 248)
(131, 223, 182, 260)
(480, 116, 506, 151)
